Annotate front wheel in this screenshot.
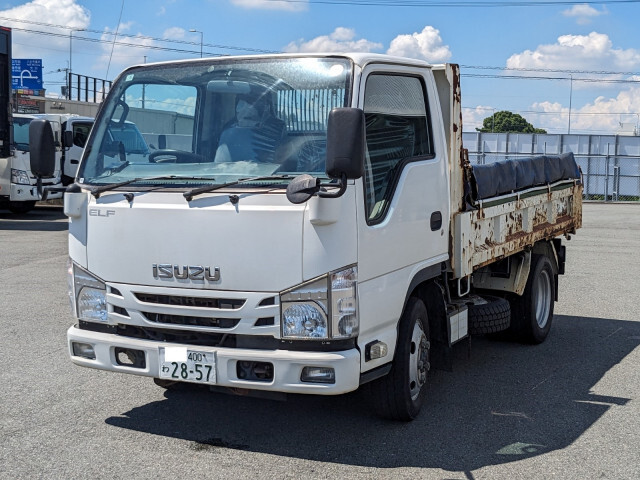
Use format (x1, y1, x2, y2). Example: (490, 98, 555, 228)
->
(8, 201, 36, 214)
(370, 297, 430, 421)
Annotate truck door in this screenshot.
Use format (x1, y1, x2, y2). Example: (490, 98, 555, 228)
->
(63, 120, 92, 181)
(355, 64, 450, 350)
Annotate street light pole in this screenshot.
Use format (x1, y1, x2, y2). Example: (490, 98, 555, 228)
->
(568, 74, 573, 135)
(69, 28, 86, 99)
(189, 29, 203, 58)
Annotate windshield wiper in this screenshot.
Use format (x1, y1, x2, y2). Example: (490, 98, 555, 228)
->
(89, 175, 215, 198)
(183, 175, 291, 202)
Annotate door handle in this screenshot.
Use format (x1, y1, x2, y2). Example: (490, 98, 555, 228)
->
(430, 211, 442, 231)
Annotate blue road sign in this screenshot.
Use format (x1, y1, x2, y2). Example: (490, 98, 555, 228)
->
(12, 59, 43, 90)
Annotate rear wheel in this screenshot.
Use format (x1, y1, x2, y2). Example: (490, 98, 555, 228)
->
(370, 297, 430, 421)
(8, 201, 36, 214)
(510, 254, 555, 344)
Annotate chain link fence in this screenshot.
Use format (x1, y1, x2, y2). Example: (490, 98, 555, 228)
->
(463, 132, 640, 202)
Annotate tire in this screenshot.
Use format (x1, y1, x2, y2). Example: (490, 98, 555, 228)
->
(509, 254, 555, 344)
(8, 201, 36, 214)
(468, 295, 511, 335)
(370, 297, 430, 421)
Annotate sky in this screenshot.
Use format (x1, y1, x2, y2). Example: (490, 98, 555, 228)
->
(1, 0, 640, 134)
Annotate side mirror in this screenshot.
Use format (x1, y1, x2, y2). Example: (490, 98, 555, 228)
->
(286, 174, 320, 204)
(29, 119, 56, 178)
(63, 130, 73, 149)
(326, 107, 365, 180)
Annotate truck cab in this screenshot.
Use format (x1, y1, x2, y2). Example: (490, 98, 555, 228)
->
(0, 113, 64, 213)
(60, 116, 94, 185)
(27, 53, 581, 420)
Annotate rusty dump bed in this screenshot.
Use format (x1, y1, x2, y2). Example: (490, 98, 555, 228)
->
(451, 169, 583, 279)
(432, 63, 583, 279)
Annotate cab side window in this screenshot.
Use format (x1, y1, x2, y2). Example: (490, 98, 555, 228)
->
(73, 123, 92, 148)
(363, 74, 433, 223)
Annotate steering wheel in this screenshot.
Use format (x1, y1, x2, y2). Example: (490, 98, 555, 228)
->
(149, 149, 207, 163)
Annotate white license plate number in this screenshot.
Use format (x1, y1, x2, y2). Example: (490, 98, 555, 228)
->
(159, 348, 216, 384)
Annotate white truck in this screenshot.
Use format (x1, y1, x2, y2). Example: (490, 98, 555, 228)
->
(29, 54, 582, 420)
(0, 114, 94, 213)
(0, 113, 65, 213)
(52, 114, 94, 186)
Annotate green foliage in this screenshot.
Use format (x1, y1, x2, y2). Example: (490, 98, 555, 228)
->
(476, 110, 547, 134)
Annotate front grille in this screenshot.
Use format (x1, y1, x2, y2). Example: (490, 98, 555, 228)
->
(134, 293, 245, 310)
(142, 312, 239, 328)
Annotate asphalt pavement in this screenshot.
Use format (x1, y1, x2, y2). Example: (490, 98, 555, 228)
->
(0, 203, 639, 479)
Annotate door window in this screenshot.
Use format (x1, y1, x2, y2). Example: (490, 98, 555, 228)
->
(362, 74, 434, 223)
(72, 122, 93, 148)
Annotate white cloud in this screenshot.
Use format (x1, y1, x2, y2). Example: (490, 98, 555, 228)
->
(283, 25, 451, 62)
(0, 0, 90, 58)
(507, 32, 640, 72)
(162, 27, 186, 40)
(96, 25, 156, 76)
(562, 4, 607, 25)
(530, 84, 640, 133)
(157, 6, 166, 16)
(231, 0, 308, 11)
(283, 27, 383, 53)
(462, 106, 495, 132)
(387, 26, 452, 63)
(113, 21, 135, 33)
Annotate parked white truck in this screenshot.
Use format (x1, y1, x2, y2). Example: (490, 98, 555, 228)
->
(0, 113, 65, 213)
(55, 114, 94, 186)
(0, 114, 94, 213)
(29, 54, 582, 420)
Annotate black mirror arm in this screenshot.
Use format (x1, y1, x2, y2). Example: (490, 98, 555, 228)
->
(36, 177, 45, 201)
(317, 173, 347, 199)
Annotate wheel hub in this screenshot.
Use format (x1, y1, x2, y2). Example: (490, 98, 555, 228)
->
(409, 320, 429, 400)
(534, 269, 552, 328)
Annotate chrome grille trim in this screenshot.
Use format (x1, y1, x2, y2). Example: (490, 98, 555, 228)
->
(134, 292, 245, 310)
(141, 311, 240, 328)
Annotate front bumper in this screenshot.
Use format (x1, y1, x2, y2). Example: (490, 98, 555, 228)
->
(10, 183, 63, 201)
(67, 325, 361, 395)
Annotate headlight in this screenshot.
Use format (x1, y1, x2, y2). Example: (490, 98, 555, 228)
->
(281, 277, 328, 339)
(11, 169, 30, 185)
(280, 265, 358, 340)
(69, 261, 107, 322)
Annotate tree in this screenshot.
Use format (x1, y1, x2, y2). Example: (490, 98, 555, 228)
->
(476, 110, 547, 134)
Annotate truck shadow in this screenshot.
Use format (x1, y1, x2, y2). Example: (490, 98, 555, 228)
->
(0, 206, 67, 231)
(105, 315, 639, 472)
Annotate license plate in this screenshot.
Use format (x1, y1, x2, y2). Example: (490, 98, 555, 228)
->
(159, 347, 216, 384)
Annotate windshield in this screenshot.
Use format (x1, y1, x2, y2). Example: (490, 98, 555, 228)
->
(78, 56, 352, 189)
(13, 117, 32, 152)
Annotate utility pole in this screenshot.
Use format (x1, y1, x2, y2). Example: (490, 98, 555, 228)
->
(69, 28, 86, 100)
(568, 74, 573, 134)
(142, 56, 146, 109)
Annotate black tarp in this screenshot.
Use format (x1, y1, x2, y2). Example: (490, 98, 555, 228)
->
(470, 152, 581, 201)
